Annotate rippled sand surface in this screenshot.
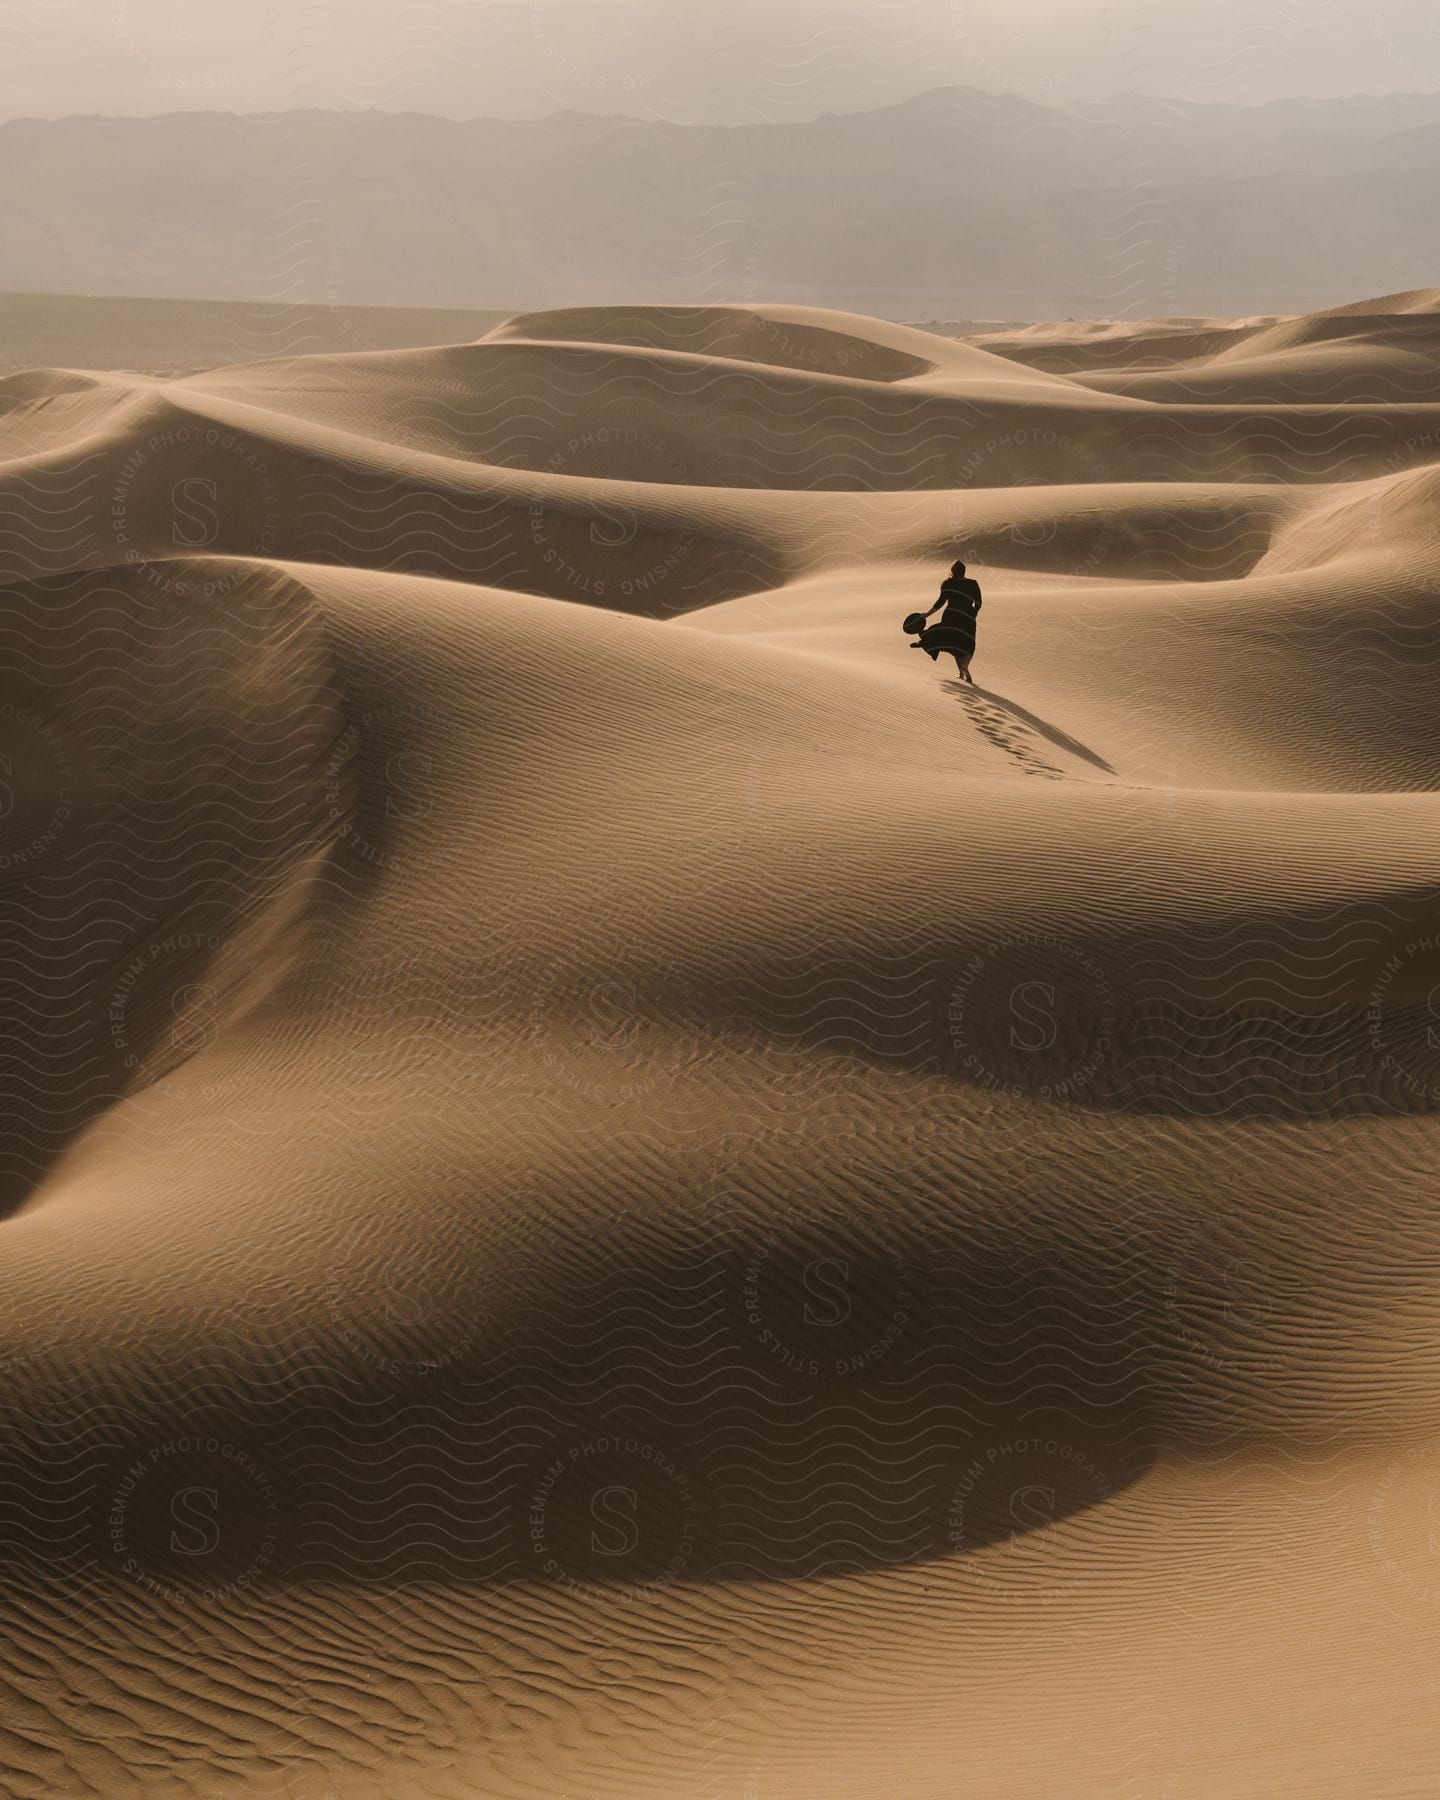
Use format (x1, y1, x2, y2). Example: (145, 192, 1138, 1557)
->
(3, 292, 1440, 1797)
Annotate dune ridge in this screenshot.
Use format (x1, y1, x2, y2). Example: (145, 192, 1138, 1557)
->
(2, 293, 1440, 1797)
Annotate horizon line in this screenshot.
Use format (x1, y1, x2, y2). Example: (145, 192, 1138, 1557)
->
(4, 82, 1440, 132)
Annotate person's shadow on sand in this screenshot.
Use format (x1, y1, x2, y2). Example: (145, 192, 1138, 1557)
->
(948, 681, 1115, 776)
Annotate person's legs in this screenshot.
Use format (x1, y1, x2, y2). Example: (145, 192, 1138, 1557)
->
(954, 652, 973, 683)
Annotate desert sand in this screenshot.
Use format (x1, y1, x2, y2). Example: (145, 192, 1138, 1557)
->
(2, 288, 1440, 1797)
(0, 292, 512, 379)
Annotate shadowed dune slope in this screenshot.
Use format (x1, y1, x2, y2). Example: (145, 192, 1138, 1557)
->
(3, 294, 1440, 1799)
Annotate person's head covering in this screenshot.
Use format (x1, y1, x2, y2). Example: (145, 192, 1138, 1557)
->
(950, 559, 967, 576)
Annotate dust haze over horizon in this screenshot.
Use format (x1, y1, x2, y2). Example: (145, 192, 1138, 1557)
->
(9, 0, 1440, 122)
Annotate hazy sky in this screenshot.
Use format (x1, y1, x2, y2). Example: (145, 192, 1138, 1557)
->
(9, 0, 1440, 121)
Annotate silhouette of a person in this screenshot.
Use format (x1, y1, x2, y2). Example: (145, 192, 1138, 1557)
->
(912, 560, 982, 682)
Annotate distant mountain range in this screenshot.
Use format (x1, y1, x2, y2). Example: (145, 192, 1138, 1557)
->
(4, 89, 1439, 319)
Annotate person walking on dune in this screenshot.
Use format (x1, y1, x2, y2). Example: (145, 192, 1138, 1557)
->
(904, 560, 982, 682)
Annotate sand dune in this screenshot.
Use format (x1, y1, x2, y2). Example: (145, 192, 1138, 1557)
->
(0, 291, 511, 379)
(1076, 302, 1440, 406)
(3, 292, 1440, 1798)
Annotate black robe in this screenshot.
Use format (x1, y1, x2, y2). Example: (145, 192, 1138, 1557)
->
(919, 576, 982, 658)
